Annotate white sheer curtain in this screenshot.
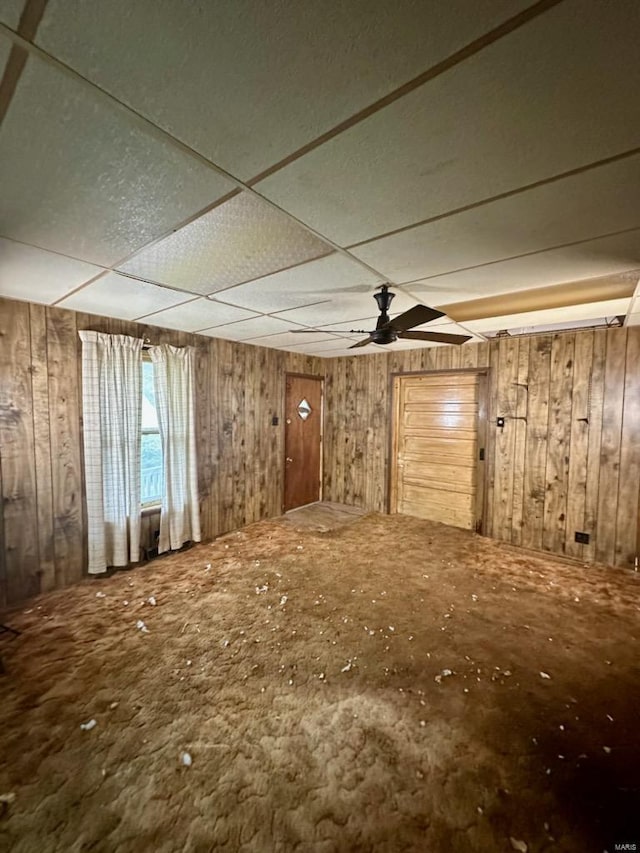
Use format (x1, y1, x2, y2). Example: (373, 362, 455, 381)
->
(150, 344, 201, 553)
(79, 332, 143, 574)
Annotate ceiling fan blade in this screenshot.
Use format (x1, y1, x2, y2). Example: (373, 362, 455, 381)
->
(348, 337, 374, 349)
(291, 328, 371, 334)
(398, 330, 472, 345)
(387, 304, 446, 332)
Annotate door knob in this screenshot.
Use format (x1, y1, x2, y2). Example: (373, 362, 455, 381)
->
(286, 457, 293, 463)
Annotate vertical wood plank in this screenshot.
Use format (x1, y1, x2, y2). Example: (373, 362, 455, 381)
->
(484, 340, 500, 539)
(351, 357, 366, 506)
(207, 339, 221, 538)
(460, 343, 479, 369)
(254, 346, 270, 520)
(0, 299, 40, 603)
(322, 360, 336, 502)
(614, 327, 640, 566)
(47, 307, 84, 587)
(492, 337, 520, 543)
(511, 337, 530, 547)
(370, 354, 389, 512)
(435, 346, 453, 371)
(542, 334, 575, 554)
(476, 342, 491, 369)
(596, 329, 627, 565)
(521, 335, 552, 551)
(195, 336, 212, 540)
(583, 330, 607, 564)
(564, 331, 594, 560)
(332, 358, 347, 505)
(29, 304, 56, 592)
(244, 345, 258, 524)
(232, 342, 247, 529)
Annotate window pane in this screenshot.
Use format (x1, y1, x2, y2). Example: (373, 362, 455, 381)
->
(141, 432, 164, 504)
(141, 360, 159, 430)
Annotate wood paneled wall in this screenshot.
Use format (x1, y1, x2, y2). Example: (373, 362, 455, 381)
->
(323, 327, 640, 569)
(0, 297, 322, 607)
(2, 293, 638, 608)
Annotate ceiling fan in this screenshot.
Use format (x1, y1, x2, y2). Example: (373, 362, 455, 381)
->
(292, 285, 472, 349)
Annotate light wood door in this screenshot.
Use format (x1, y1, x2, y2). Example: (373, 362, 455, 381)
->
(391, 372, 485, 530)
(284, 374, 322, 512)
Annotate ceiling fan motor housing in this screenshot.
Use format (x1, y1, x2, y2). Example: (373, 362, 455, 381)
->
(371, 328, 397, 345)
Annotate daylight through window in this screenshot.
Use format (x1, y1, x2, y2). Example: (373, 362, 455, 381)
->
(141, 358, 164, 506)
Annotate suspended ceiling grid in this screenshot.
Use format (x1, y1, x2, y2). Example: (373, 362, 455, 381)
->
(1, 0, 639, 356)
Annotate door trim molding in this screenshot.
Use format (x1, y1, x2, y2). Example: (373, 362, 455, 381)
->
(387, 368, 489, 533)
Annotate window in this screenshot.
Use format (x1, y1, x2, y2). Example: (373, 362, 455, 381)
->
(141, 357, 164, 506)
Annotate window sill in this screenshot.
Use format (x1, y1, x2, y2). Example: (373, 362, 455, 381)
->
(141, 503, 162, 516)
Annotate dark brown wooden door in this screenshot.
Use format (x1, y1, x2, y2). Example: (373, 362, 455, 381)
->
(284, 374, 322, 511)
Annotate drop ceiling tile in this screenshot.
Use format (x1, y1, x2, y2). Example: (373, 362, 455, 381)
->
(248, 331, 338, 349)
(352, 154, 640, 283)
(120, 192, 332, 294)
(57, 272, 190, 319)
(0, 238, 102, 304)
(198, 316, 302, 341)
(410, 230, 640, 303)
(273, 289, 420, 327)
(281, 336, 352, 354)
(137, 298, 257, 333)
(626, 314, 640, 326)
(316, 347, 375, 358)
(258, 0, 640, 245)
(465, 298, 631, 334)
(36, 0, 529, 179)
(0, 0, 23, 27)
(215, 253, 383, 313)
(0, 56, 234, 266)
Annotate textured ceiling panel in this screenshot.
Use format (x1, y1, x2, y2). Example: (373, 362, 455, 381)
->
(258, 0, 640, 246)
(120, 192, 332, 294)
(215, 252, 383, 312)
(0, 238, 102, 304)
(280, 336, 352, 354)
(464, 298, 631, 334)
(36, 0, 529, 179)
(0, 56, 234, 266)
(247, 331, 339, 349)
(273, 289, 419, 327)
(352, 154, 640, 283)
(0, 0, 23, 28)
(137, 298, 257, 332)
(198, 316, 303, 341)
(406, 231, 640, 304)
(58, 272, 191, 319)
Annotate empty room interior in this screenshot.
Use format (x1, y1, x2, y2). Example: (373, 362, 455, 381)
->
(1, 1, 639, 851)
